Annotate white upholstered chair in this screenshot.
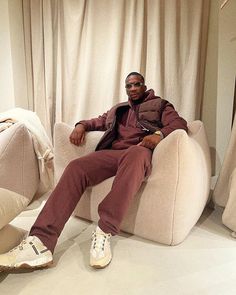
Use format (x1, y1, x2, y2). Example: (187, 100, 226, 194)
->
(54, 120, 211, 245)
(0, 122, 39, 253)
(0, 106, 54, 253)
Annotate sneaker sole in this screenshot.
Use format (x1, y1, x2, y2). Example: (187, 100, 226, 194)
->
(0, 260, 53, 271)
(90, 258, 111, 269)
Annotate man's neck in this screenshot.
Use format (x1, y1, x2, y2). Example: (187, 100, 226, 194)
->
(130, 91, 148, 105)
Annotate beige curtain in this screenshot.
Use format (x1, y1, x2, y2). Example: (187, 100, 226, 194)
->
(22, 0, 210, 137)
(213, 112, 236, 235)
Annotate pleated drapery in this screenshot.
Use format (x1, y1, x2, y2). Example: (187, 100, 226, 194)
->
(21, 0, 210, 136)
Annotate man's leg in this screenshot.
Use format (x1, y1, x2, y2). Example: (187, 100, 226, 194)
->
(30, 149, 122, 253)
(0, 150, 123, 270)
(98, 145, 152, 235)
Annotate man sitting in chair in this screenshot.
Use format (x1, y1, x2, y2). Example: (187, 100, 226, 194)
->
(0, 72, 187, 270)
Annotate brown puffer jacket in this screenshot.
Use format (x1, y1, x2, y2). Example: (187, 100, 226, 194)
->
(78, 89, 188, 150)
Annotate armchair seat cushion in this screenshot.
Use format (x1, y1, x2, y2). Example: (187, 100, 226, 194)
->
(0, 188, 29, 230)
(0, 225, 26, 254)
(54, 120, 211, 245)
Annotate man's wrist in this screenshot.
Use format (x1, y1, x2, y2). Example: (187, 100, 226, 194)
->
(75, 122, 86, 130)
(154, 130, 164, 140)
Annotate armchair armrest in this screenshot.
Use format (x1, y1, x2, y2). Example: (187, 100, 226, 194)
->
(54, 122, 104, 183)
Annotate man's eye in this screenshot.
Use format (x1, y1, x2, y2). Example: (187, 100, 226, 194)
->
(125, 82, 143, 89)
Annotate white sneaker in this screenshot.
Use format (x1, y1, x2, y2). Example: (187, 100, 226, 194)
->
(0, 236, 53, 271)
(90, 226, 112, 269)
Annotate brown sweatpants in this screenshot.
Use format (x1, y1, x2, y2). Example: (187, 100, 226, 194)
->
(30, 145, 152, 253)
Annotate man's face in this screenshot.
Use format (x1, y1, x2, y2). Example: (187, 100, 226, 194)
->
(125, 75, 147, 101)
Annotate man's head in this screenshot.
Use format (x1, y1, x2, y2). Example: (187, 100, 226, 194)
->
(125, 72, 147, 101)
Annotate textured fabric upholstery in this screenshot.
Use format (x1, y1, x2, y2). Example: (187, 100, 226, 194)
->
(0, 122, 39, 201)
(0, 188, 29, 229)
(0, 122, 39, 252)
(54, 121, 211, 245)
(0, 225, 27, 254)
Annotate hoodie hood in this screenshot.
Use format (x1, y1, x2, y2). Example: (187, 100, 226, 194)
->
(128, 89, 156, 107)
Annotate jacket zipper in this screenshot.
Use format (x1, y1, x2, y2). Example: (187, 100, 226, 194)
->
(138, 121, 150, 132)
(134, 105, 150, 132)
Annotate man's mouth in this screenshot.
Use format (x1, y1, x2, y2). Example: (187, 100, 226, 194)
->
(130, 93, 138, 98)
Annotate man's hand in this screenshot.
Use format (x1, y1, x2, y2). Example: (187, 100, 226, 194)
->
(138, 134, 162, 150)
(69, 124, 86, 146)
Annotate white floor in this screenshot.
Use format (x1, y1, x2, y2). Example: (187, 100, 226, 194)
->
(1, 201, 236, 295)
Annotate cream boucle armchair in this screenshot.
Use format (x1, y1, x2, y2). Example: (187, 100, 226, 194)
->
(54, 120, 211, 245)
(0, 108, 54, 254)
(0, 122, 39, 253)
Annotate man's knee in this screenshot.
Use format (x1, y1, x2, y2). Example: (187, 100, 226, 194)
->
(64, 158, 86, 176)
(120, 145, 152, 165)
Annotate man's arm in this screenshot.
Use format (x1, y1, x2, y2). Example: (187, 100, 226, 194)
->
(69, 112, 108, 146)
(160, 103, 188, 137)
(138, 101, 188, 150)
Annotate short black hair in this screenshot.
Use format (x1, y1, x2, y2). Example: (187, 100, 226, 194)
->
(126, 72, 145, 83)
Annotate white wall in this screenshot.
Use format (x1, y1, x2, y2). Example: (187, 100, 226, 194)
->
(202, 0, 219, 175)
(0, 0, 28, 113)
(0, 0, 15, 112)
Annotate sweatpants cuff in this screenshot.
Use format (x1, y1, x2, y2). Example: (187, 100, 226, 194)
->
(98, 220, 118, 236)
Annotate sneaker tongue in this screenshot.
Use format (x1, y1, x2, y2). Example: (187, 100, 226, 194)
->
(96, 226, 105, 234)
(26, 236, 35, 242)
(27, 235, 40, 243)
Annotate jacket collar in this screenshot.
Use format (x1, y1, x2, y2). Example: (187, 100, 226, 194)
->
(128, 89, 156, 107)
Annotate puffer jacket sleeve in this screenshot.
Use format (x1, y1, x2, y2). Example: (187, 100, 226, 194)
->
(76, 111, 108, 131)
(160, 101, 188, 137)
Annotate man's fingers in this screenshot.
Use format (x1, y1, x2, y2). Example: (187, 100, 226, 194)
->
(69, 129, 86, 146)
(138, 140, 148, 148)
(81, 133, 85, 143)
(138, 139, 156, 150)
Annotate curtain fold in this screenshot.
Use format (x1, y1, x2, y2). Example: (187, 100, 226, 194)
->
(21, 0, 210, 135)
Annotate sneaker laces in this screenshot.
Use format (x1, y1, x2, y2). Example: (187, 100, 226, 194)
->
(10, 239, 28, 252)
(91, 231, 111, 254)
